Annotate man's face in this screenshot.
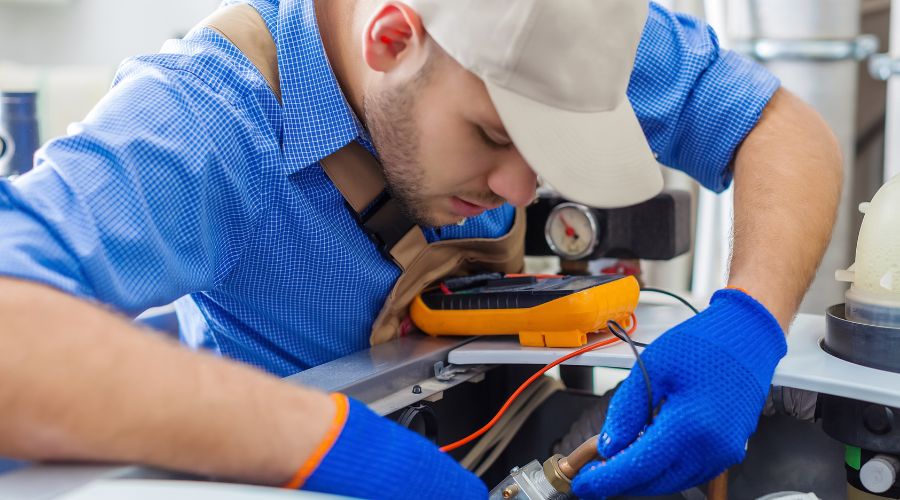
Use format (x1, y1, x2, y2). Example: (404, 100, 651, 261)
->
(363, 45, 538, 228)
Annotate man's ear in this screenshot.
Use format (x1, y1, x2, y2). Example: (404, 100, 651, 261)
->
(362, 2, 427, 73)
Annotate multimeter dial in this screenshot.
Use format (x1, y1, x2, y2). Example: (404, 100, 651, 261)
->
(544, 203, 599, 260)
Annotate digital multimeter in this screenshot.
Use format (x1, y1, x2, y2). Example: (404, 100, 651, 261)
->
(410, 274, 639, 347)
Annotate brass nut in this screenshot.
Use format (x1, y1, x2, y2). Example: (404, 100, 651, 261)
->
(543, 454, 572, 494)
(502, 484, 520, 499)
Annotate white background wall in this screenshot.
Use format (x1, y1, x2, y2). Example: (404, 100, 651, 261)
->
(0, 0, 221, 67)
(0, 0, 222, 140)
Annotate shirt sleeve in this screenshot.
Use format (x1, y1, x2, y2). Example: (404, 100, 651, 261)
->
(629, 2, 781, 192)
(0, 59, 269, 315)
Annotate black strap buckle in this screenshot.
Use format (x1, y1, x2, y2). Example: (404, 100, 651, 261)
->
(361, 193, 416, 252)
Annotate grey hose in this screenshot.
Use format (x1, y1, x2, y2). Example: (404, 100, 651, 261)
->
(554, 384, 818, 458)
(552, 383, 618, 456)
(472, 379, 562, 477)
(462, 375, 564, 472)
(763, 386, 818, 421)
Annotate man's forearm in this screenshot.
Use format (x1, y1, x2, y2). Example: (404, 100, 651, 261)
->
(0, 277, 333, 486)
(728, 88, 844, 328)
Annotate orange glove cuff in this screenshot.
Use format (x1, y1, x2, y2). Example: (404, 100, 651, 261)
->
(282, 393, 350, 490)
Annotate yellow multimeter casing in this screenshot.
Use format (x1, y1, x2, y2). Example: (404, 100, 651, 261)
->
(410, 274, 639, 347)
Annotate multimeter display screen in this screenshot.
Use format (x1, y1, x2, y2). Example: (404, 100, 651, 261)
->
(422, 274, 624, 310)
(552, 276, 615, 291)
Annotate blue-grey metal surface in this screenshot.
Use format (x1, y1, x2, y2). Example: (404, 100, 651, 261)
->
(0, 334, 472, 498)
(0, 465, 186, 500)
(284, 334, 476, 403)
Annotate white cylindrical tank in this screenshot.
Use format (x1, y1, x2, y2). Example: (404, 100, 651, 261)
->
(837, 175, 900, 327)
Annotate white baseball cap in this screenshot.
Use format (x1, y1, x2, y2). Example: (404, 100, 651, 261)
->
(403, 0, 664, 208)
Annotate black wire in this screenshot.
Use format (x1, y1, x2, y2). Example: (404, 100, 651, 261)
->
(608, 319, 654, 424)
(603, 288, 699, 427)
(640, 287, 700, 314)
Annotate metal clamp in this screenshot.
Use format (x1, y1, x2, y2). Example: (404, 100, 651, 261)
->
(734, 34, 879, 62)
(870, 53, 900, 81)
(434, 361, 468, 381)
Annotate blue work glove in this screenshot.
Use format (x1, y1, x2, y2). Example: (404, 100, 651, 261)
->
(297, 394, 487, 499)
(572, 288, 787, 498)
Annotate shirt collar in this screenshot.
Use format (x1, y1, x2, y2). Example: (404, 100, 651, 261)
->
(276, 0, 367, 174)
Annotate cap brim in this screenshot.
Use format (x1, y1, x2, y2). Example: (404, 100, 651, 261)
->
(486, 82, 664, 208)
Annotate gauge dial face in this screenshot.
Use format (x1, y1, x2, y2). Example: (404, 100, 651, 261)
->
(544, 203, 599, 260)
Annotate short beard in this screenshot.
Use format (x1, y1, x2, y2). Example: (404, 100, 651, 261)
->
(363, 61, 443, 227)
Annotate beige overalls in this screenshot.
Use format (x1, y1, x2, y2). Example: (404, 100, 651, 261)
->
(200, 4, 526, 345)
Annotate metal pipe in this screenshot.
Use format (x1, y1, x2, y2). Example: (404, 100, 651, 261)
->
(885, 0, 900, 180)
(708, 471, 729, 500)
(721, 0, 864, 314)
(558, 435, 599, 479)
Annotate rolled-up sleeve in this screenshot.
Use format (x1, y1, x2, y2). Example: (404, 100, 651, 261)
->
(629, 2, 781, 192)
(0, 58, 267, 315)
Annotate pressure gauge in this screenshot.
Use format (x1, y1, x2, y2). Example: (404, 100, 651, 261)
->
(544, 202, 600, 260)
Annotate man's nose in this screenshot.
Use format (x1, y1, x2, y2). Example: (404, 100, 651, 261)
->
(486, 152, 537, 208)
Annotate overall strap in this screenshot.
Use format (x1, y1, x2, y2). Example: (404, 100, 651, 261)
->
(201, 3, 281, 103)
(319, 144, 427, 270)
(201, 4, 426, 268)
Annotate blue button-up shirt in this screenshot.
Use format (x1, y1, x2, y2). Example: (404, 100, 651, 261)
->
(0, 0, 779, 376)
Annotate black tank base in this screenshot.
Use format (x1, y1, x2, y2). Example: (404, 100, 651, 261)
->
(824, 304, 900, 374)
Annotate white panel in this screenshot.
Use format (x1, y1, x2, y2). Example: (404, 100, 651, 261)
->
(0, 0, 221, 66)
(450, 304, 900, 409)
(57, 480, 343, 500)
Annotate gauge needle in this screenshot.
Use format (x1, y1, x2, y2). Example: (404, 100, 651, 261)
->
(559, 214, 579, 240)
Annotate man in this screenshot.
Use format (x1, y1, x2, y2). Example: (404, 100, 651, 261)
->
(0, 0, 841, 498)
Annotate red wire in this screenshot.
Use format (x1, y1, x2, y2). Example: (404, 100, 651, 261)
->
(439, 313, 638, 453)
